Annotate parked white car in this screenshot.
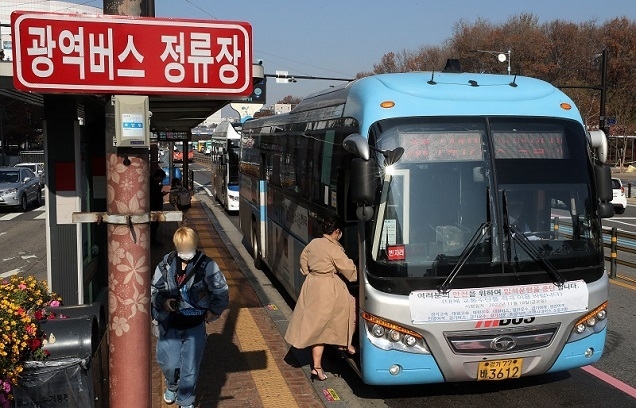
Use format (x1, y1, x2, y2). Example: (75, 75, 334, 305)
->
(611, 178, 627, 214)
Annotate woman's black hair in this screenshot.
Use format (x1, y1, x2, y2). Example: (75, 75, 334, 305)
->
(321, 215, 342, 235)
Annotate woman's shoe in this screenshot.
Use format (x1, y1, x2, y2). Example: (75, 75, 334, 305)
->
(339, 346, 357, 355)
(310, 367, 328, 382)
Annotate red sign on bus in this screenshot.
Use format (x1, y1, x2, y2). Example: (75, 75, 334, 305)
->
(11, 12, 252, 96)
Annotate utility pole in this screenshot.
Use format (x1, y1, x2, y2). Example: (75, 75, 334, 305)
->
(599, 48, 608, 136)
(102, 1, 155, 407)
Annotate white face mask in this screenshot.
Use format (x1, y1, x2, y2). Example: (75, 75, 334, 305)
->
(178, 251, 196, 261)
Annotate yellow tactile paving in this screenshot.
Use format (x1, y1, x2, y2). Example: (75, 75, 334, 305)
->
(234, 307, 299, 408)
(156, 204, 303, 407)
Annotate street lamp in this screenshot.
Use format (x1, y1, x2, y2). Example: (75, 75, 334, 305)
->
(471, 49, 512, 75)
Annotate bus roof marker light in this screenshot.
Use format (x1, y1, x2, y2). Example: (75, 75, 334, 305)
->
(380, 101, 395, 109)
(560, 102, 572, 110)
(469, 80, 479, 87)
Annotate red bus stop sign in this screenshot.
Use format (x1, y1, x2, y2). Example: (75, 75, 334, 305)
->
(11, 11, 252, 96)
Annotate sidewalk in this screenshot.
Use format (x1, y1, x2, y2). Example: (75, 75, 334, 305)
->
(149, 198, 324, 408)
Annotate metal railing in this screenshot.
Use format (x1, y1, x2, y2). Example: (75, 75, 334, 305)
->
(556, 218, 636, 279)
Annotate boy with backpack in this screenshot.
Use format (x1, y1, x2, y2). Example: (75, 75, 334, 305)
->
(151, 227, 229, 407)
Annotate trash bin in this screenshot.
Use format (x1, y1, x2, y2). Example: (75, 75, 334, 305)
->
(12, 316, 100, 408)
(44, 303, 108, 408)
(50, 303, 106, 337)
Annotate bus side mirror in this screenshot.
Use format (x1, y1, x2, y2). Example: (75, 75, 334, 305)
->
(351, 158, 378, 221)
(343, 134, 370, 161)
(594, 164, 614, 218)
(588, 130, 608, 164)
(595, 165, 612, 202)
(598, 203, 614, 219)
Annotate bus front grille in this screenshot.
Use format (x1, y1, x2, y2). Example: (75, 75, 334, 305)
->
(444, 323, 560, 355)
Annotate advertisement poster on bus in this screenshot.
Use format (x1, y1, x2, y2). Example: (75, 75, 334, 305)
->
(409, 280, 589, 323)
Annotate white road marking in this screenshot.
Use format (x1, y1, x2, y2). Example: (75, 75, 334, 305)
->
(194, 181, 213, 197)
(34, 213, 46, 220)
(21, 255, 36, 260)
(0, 268, 22, 278)
(0, 213, 22, 221)
(0, 232, 5, 237)
(2, 257, 15, 262)
(604, 220, 636, 228)
(33, 206, 45, 212)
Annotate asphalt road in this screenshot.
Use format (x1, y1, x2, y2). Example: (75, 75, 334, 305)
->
(0, 195, 47, 282)
(189, 160, 636, 407)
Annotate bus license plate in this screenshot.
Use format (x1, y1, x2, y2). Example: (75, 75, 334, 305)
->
(477, 359, 523, 381)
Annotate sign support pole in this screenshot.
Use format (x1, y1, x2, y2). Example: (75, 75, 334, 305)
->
(103, 1, 154, 407)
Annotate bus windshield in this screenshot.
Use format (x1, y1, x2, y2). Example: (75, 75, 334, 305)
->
(367, 117, 603, 292)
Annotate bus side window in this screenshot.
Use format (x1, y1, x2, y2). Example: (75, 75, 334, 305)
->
(269, 153, 281, 186)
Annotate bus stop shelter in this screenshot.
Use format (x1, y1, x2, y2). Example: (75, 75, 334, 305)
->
(2, 4, 262, 406)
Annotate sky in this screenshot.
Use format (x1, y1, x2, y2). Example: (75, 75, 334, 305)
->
(27, 0, 636, 115)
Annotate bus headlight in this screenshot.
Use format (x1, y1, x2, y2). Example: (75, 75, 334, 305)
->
(371, 324, 385, 338)
(403, 334, 417, 347)
(362, 311, 430, 354)
(388, 330, 401, 342)
(568, 302, 607, 342)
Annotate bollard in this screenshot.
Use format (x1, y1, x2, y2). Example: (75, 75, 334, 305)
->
(610, 227, 618, 278)
(629, 182, 632, 198)
(553, 217, 559, 239)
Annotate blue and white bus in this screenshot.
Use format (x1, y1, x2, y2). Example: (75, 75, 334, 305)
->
(239, 69, 614, 385)
(211, 121, 241, 212)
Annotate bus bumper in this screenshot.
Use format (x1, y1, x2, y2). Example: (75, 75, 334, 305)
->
(360, 328, 445, 385)
(547, 327, 606, 373)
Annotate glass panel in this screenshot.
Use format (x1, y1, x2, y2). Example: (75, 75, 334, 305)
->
(369, 118, 493, 278)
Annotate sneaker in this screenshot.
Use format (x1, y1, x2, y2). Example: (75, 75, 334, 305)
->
(163, 388, 176, 404)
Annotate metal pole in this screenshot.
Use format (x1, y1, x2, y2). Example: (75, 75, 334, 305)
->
(183, 137, 189, 193)
(600, 48, 608, 135)
(0, 102, 4, 166)
(507, 49, 511, 76)
(103, 1, 154, 407)
(610, 227, 617, 279)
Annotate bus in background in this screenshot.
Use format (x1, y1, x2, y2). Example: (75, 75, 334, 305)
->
(211, 121, 241, 212)
(196, 140, 207, 153)
(239, 69, 614, 385)
(172, 142, 194, 163)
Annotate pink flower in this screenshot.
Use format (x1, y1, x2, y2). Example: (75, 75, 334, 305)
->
(18, 283, 27, 290)
(0, 380, 10, 393)
(49, 300, 61, 308)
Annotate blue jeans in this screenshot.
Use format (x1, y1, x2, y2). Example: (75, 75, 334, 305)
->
(156, 322, 207, 406)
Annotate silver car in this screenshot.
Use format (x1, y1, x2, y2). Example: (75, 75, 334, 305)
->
(14, 162, 45, 187)
(0, 167, 42, 211)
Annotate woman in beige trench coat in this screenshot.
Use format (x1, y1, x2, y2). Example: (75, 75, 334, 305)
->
(284, 215, 357, 381)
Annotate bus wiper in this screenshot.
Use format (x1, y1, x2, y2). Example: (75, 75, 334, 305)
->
(501, 190, 566, 287)
(501, 190, 513, 265)
(509, 225, 566, 287)
(438, 222, 491, 293)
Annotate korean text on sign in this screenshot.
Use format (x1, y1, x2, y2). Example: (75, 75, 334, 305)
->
(12, 12, 252, 96)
